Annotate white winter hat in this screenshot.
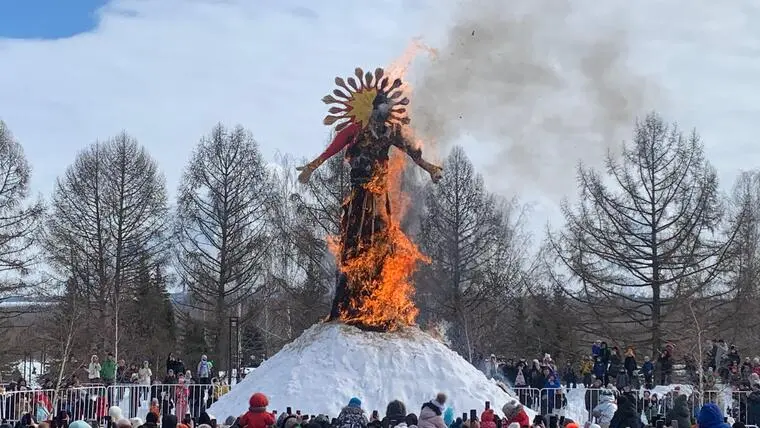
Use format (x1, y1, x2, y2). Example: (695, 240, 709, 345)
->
(129, 418, 143, 428)
(109, 406, 123, 420)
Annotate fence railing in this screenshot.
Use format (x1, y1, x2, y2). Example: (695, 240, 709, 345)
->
(512, 387, 754, 425)
(0, 384, 228, 424)
(1, 385, 756, 425)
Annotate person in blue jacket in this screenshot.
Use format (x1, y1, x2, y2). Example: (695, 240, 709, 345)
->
(697, 403, 730, 428)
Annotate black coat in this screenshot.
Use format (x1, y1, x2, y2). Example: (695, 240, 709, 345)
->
(666, 395, 691, 428)
(747, 391, 760, 426)
(610, 395, 641, 428)
(624, 357, 637, 374)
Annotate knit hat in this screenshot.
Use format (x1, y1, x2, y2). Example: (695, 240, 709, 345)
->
(284, 416, 301, 428)
(249, 393, 269, 410)
(348, 397, 362, 408)
(69, 421, 92, 428)
(109, 406, 124, 421)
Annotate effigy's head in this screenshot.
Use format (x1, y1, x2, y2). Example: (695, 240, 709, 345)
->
(321, 67, 410, 134)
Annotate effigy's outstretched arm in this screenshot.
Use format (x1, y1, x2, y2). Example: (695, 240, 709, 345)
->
(297, 123, 360, 183)
(392, 133, 443, 183)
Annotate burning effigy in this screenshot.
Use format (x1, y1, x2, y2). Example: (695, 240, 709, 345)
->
(296, 67, 442, 331)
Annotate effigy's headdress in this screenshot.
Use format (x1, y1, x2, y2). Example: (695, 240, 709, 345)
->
(322, 67, 410, 132)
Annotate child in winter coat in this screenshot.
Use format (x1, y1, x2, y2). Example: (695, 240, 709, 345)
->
(238, 393, 275, 428)
(641, 357, 654, 387)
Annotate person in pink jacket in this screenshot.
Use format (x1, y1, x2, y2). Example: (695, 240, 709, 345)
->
(419, 393, 448, 428)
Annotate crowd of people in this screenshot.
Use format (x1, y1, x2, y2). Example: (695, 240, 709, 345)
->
(0, 352, 231, 426)
(481, 342, 676, 393)
(5, 341, 760, 428)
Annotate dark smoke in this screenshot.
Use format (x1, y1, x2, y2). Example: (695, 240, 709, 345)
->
(412, 0, 662, 199)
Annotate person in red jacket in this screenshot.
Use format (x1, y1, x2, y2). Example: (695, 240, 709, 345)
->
(238, 393, 275, 428)
(480, 409, 497, 428)
(501, 399, 530, 428)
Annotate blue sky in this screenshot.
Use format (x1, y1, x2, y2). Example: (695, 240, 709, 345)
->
(0, 0, 759, 233)
(0, 0, 108, 39)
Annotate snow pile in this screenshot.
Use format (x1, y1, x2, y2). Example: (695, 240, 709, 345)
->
(209, 322, 520, 420)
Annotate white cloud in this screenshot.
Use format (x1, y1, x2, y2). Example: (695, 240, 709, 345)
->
(0, 0, 759, 233)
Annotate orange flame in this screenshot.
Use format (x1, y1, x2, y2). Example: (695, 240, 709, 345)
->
(329, 41, 436, 331)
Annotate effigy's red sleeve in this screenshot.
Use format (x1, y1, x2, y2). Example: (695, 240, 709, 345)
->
(317, 122, 360, 162)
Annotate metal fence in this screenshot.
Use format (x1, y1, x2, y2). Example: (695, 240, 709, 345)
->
(0, 384, 226, 424)
(512, 387, 754, 425)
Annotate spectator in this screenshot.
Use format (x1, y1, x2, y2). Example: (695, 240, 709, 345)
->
(592, 392, 617, 428)
(563, 363, 578, 389)
(381, 400, 406, 428)
(406, 415, 418, 428)
(746, 382, 760, 426)
(514, 362, 528, 388)
(585, 379, 603, 418)
(666, 394, 691, 428)
(335, 398, 368, 428)
(419, 394, 447, 428)
(443, 409, 454, 428)
(501, 399, 529, 428)
(580, 357, 593, 388)
(593, 358, 606, 383)
(623, 348, 637, 380)
(609, 394, 640, 428)
(607, 348, 622, 386)
(592, 341, 602, 358)
(697, 403, 730, 428)
(88, 356, 102, 383)
(659, 344, 674, 385)
(480, 409, 496, 428)
(197, 356, 213, 384)
(162, 415, 178, 428)
(641, 357, 654, 387)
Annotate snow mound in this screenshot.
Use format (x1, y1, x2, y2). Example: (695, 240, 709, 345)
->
(209, 322, 519, 419)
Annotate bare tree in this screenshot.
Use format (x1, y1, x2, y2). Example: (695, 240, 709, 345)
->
(417, 145, 530, 361)
(45, 134, 169, 356)
(714, 170, 760, 345)
(550, 112, 736, 354)
(174, 124, 273, 363)
(0, 121, 44, 316)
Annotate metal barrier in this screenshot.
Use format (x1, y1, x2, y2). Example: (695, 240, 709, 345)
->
(105, 384, 217, 420)
(0, 384, 228, 424)
(510, 387, 730, 424)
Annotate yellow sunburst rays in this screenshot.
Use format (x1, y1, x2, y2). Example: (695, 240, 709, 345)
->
(322, 67, 411, 132)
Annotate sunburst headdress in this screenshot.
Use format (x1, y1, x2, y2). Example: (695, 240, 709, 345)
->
(322, 67, 411, 132)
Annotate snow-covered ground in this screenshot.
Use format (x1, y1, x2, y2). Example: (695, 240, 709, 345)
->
(208, 322, 522, 420)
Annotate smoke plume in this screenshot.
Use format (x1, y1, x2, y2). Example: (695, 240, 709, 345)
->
(411, 0, 662, 199)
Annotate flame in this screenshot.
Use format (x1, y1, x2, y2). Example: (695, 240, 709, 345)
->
(330, 41, 436, 331)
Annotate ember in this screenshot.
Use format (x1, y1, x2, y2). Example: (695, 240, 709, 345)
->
(297, 45, 440, 331)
